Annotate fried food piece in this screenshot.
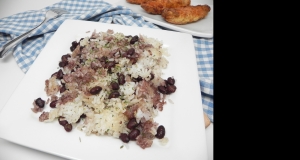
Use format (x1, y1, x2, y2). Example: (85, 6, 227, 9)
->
(126, 0, 150, 5)
(141, 0, 166, 15)
(161, 5, 211, 25)
(141, 0, 190, 15)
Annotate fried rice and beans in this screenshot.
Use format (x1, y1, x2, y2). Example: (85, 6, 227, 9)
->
(31, 29, 177, 149)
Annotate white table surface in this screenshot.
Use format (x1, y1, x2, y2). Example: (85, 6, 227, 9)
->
(0, 0, 213, 159)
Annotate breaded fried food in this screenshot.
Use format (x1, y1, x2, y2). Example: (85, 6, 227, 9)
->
(161, 5, 211, 25)
(141, 0, 190, 15)
(126, 0, 149, 5)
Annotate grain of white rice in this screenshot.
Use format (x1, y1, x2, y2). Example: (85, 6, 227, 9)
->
(168, 98, 174, 104)
(159, 137, 169, 146)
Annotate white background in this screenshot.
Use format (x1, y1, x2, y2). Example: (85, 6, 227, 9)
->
(0, 0, 213, 159)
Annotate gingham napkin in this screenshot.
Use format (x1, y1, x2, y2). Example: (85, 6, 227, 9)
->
(0, 0, 213, 122)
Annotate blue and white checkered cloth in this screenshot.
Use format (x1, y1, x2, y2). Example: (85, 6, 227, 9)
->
(0, 0, 213, 122)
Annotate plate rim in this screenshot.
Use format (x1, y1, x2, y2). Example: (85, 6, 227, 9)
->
(114, 0, 214, 38)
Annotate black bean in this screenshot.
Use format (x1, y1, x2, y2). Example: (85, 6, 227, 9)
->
(73, 41, 79, 47)
(49, 100, 58, 108)
(59, 120, 68, 126)
(150, 73, 154, 80)
(70, 46, 76, 52)
(131, 58, 138, 64)
(131, 76, 142, 82)
(71, 41, 78, 47)
(164, 80, 168, 85)
(58, 117, 68, 126)
(118, 73, 125, 85)
(60, 85, 66, 93)
(107, 68, 113, 74)
(71, 42, 77, 47)
(105, 61, 115, 69)
(99, 56, 107, 62)
(119, 133, 130, 143)
(56, 69, 64, 79)
(76, 118, 80, 123)
(158, 86, 167, 94)
(64, 123, 72, 132)
(127, 118, 138, 130)
(59, 61, 68, 67)
(90, 86, 102, 95)
(108, 91, 120, 99)
(70, 41, 78, 52)
(80, 114, 86, 118)
(166, 85, 177, 94)
(126, 48, 135, 56)
(111, 82, 119, 90)
(61, 54, 71, 62)
(155, 125, 165, 139)
(128, 129, 140, 140)
(79, 58, 84, 64)
(130, 35, 139, 44)
(167, 77, 175, 85)
(35, 98, 45, 108)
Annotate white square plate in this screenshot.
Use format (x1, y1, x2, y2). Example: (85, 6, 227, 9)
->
(117, 0, 213, 38)
(0, 20, 207, 160)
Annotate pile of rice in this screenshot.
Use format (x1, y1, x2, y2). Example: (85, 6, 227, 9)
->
(33, 29, 173, 149)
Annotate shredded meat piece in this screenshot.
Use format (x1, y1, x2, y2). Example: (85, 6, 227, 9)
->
(31, 101, 44, 113)
(90, 59, 102, 70)
(142, 120, 158, 133)
(125, 74, 131, 82)
(91, 29, 100, 39)
(44, 76, 60, 96)
(73, 67, 95, 84)
(65, 57, 79, 71)
(141, 132, 155, 140)
(156, 98, 166, 111)
(107, 29, 114, 34)
(139, 43, 153, 50)
(51, 95, 58, 101)
(39, 112, 49, 122)
(104, 35, 114, 42)
(63, 66, 95, 91)
(58, 90, 79, 105)
(137, 80, 165, 110)
(71, 45, 81, 57)
(152, 93, 161, 108)
(124, 104, 139, 119)
(65, 82, 78, 91)
(136, 135, 153, 149)
(137, 80, 155, 98)
(81, 47, 89, 55)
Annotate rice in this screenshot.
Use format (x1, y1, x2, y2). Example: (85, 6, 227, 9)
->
(34, 29, 177, 149)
